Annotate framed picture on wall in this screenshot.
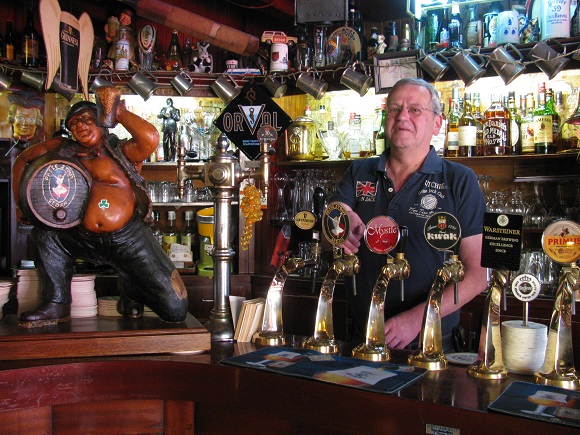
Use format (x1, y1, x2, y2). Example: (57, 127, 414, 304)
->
(373, 51, 420, 94)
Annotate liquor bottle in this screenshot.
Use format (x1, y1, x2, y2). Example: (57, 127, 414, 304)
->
(313, 25, 327, 68)
(166, 30, 183, 71)
(573, 1, 580, 37)
(445, 89, 460, 157)
(374, 99, 387, 155)
(426, 9, 441, 52)
(431, 101, 446, 156)
(449, 2, 463, 48)
(386, 21, 398, 52)
(22, 7, 41, 67)
(439, 6, 450, 49)
(162, 210, 178, 254)
(343, 112, 356, 159)
(483, 94, 511, 156)
(53, 119, 71, 138)
(350, 114, 370, 157)
(5, 21, 14, 61)
(180, 210, 196, 257)
(348, 6, 366, 61)
(151, 210, 163, 247)
(464, 5, 482, 48)
(322, 121, 342, 160)
(507, 92, 522, 155)
(458, 93, 478, 157)
(367, 27, 379, 60)
(182, 38, 192, 69)
(520, 93, 536, 155)
(534, 83, 555, 154)
(399, 23, 411, 51)
(472, 93, 485, 156)
(546, 88, 561, 152)
(115, 28, 130, 71)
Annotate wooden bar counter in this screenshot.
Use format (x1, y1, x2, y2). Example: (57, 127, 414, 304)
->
(0, 337, 576, 434)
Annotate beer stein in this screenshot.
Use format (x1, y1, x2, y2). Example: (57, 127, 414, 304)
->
(528, 39, 570, 80)
(489, 43, 526, 85)
(418, 51, 449, 82)
(448, 49, 487, 87)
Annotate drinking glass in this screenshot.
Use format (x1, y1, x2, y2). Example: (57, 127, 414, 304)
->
(524, 182, 548, 229)
(273, 173, 289, 220)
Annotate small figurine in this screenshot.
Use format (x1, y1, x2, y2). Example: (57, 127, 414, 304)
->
(158, 98, 181, 161)
(192, 41, 213, 74)
(5, 91, 44, 153)
(105, 8, 137, 64)
(376, 34, 387, 55)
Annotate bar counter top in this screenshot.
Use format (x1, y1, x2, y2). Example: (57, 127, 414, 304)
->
(0, 336, 576, 434)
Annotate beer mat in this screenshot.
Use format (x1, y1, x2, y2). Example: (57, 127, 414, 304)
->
(221, 346, 427, 395)
(488, 381, 580, 429)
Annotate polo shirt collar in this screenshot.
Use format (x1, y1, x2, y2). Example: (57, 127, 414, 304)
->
(375, 146, 442, 176)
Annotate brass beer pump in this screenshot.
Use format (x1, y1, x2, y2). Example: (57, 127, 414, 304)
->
(467, 269, 509, 379)
(352, 220, 410, 362)
(252, 188, 325, 346)
(304, 202, 360, 354)
(408, 212, 464, 371)
(176, 130, 274, 341)
(534, 220, 580, 390)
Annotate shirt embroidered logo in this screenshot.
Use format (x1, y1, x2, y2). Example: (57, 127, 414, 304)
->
(356, 181, 376, 197)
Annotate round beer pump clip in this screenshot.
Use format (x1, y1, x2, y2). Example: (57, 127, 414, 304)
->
(20, 153, 91, 230)
(423, 212, 461, 251)
(541, 220, 580, 265)
(294, 210, 316, 231)
(364, 215, 399, 255)
(511, 273, 542, 303)
(322, 202, 350, 246)
(256, 124, 278, 154)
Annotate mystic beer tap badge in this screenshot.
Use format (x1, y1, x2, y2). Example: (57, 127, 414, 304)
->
(541, 220, 580, 264)
(364, 216, 399, 255)
(214, 82, 292, 159)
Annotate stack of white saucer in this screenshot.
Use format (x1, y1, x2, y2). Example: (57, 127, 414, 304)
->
(16, 269, 42, 314)
(0, 280, 13, 311)
(70, 274, 98, 318)
(97, 296, 122, 317)
(502, 320, 548, 375)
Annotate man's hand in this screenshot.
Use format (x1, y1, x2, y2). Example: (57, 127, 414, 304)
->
(384, 306, 423, 349)
(340, 208, 365, 254)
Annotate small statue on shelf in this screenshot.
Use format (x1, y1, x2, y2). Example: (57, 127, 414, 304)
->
(191, 41, 213, 74)
(105, 8, 137, 65)
(157, 98, 181, 161)
(11, 96, 188, 327)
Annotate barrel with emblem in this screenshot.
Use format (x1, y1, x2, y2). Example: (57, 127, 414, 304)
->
(20, 153, 91, 230)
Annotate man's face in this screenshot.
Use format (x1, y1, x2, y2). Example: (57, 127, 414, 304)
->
(385, 84, 442, 152)
(13, 107, 39, 141)
(68, 111, 104, 147)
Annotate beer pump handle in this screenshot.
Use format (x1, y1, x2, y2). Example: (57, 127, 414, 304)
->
(398, 226, 408, 302)
(310, 187, 326, 294)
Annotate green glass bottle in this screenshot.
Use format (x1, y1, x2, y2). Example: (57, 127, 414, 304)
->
(533, 83, 556, 154)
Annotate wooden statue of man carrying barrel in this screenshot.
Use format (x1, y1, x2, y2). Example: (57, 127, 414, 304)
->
(12, 89, 188, 327)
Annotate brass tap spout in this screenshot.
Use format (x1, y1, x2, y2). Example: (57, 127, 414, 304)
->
(304, 252, 360, 354)
(408, 252, 465, 370)
(534, 263, 579, 390)
(467, 269, 509, 380)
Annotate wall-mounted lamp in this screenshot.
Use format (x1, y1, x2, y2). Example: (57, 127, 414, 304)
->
(340, 63, 372, 97)
(210, 76, 240, 104)
(296, 71, 327, 100)
(263, 75, 287, 98)
(171, 72, 193, 96)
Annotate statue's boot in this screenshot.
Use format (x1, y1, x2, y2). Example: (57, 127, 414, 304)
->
(117, 294, 144, 319)
(19, 302, 71, 327)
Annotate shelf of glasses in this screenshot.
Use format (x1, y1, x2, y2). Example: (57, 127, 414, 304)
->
(151, 201, 216, 208)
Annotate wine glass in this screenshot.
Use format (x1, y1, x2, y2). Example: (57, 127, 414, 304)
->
(524, 182, 548, 229)
(272, 173, 289, 221)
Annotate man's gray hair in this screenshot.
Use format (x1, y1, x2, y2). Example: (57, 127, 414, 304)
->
(388, 78, 442, 115)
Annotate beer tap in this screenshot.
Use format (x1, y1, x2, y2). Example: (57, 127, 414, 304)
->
(196, 127, 274, 341)
(408, 212, 463, 371)
(534, 220, 580, 390)
(352, 219, 409, 362)
(253, 186, 325, 346)
(304, 202, 360, 354)
(467, 269, 509, 380)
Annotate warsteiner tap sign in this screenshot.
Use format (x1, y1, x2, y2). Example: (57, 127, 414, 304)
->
(214, 82, 292, 159)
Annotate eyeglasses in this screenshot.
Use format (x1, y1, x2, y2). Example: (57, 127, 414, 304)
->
(386, 105, 438, 118)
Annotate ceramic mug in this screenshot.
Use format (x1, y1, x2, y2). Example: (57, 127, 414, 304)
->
(497, 10, 521, 45)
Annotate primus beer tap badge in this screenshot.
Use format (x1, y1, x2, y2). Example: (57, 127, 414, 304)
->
(541, 220, 580, 264)
(364, 216, 399, 255)
(424, 212, 461, 251)
(322, 202, 350, 246)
